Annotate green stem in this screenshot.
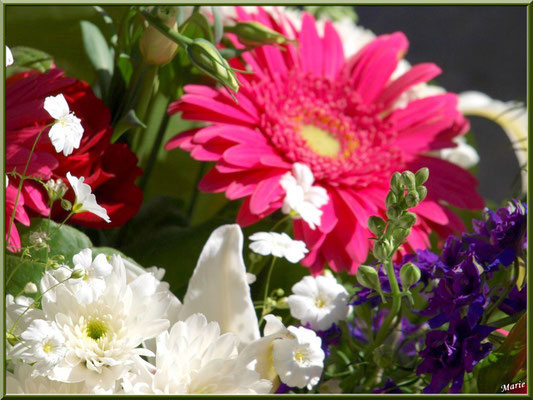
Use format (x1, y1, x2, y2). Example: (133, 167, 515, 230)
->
(137, 9, 193, 47)
(6, 124, 51, 247)
(259, 256, 278, 325)
(132, 65, 159, 152)
(489, 311, 525, 329)
(187, 162, 206, 221)
(373, 259, 402, 347)
(482, 261, 519, 324)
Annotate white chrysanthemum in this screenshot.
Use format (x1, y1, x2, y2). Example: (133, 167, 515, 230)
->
(280, 163, 329, 230)
(10, 319, 66, 376)
(122, 314, 271, 394)
(67, 248, 113, 304)
(272, 325, 325, 390)
(66, 172, 110, 223)
(249, 231, 308, 263)
(7, 362, 89, 394)
(288, 275, 350, 331)
(43, 94, 84, 156)
(39, 254, 172, 392)
(6, 45, 14, 66)
(6, 295, 44, 358)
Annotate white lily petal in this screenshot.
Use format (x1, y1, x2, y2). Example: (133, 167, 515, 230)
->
(458, 91, 528, 194)
(179, 224, 260, 345)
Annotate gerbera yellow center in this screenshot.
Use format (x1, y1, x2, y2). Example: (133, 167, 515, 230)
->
(299, 125, 341, 157)
(86, 319, 108, 341)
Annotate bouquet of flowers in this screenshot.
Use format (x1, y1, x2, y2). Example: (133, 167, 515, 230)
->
(4, 5, 527, 395)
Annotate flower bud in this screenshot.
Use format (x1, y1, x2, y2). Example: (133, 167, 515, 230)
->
(401, 171, 416, 190)
(392, 227, 409, 243)
(70, 268, 85, 280)
(45, 178, 68, 202)
(397, 212, 417, 229)
(386, 204, 401, 220)
(417, 186, 427, 202)
(24, 282, 38, 294)
(225, 21, 291, 47)
(139, 6, 179, 65)
(400, 262, 421, 289)
(368, 216, 386, 237)
(276, 297, 289, 309)
(390, 172, 402, 195)
(356, 265, 381, 290)
(275, 288, 285, 297)
(404, 191, 420, 208)
(385, 192, 397, 209)
(61, 198, 72, 211)
(415, 167, 429, 187)
(373, 239, 393, 261)
(187, 38, 239, 93)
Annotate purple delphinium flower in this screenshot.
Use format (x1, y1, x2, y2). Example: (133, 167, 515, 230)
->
(305, 323, 342, 358)
(497, 284, 527, 315)
(374, 378, 403, 393)
(423, 253, 489, 329)
(417, 313, 494, 394)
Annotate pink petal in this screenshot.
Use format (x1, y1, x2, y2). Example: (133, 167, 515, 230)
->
(299, 13, 322, 75)
(323, 20, 344, 79)
(249, 174, 284, 214)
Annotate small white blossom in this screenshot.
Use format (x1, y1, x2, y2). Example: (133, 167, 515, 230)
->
(43, 94, 84, 156)
(24, 282, 38, 294)
(66, 172, 110, 223)
(29, 231, 50, 250)
(288, 275, 350, 331)
(280, 163, 329, 230)
(66, 248, 113, 304)
(272, 325, 325, 390)
(45, 178, 68, 200)
(10, 319, 66, 376)
(6, 45, 14, 66)
(249, 232, 308, 263)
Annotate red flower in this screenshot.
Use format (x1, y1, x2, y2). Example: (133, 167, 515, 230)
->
(6, 69, 142, 249)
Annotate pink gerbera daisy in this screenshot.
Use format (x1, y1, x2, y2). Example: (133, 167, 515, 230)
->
(166, 7, 484, 275)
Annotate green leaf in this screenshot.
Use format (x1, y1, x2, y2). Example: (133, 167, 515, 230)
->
(6, 46, 53, 77)
(5, 255, 45, 298)
(211, 6, 224, 44)
(80, 20, 114, 98)
(111, 109, 147, 143)
(477, 313, 527, 393)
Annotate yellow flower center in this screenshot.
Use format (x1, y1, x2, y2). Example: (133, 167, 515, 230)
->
(294, 350, 305, 363)
(299, 125, 341, 158)
(86, 319, 108, 341)
(315, 297, 327, 308)
(43, 343, 53, 353)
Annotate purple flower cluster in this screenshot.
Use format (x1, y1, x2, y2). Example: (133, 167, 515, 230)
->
(417, 201, 527, 393)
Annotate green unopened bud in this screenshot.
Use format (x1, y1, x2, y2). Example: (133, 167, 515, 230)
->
(400, 262, 421, 289)
(45, 178, 68, 202)
(356, 265, 380, 289)
(140, 9, 179, 65)
(392, 227, 409, 243)
(401, 171, 416, 190)
(385, 192, 397, 209)
(7, 332, 18, 346)
(187, 38, 239, 93)
(61, 198, 72, 212)
(417, 186, 427, 202)
(373, 239, 393, 261)
(276, 297, 289, 309)
(386, 205, 401, 220)
(397, 212, 417, 229)
(70, 268, 85, 280)
(275, 288, 285, 297)
(368, 216, 386, 237)
(404, 191, 420, 208)
(415, 167, 429, 187)
(390, 172, 402, 195)
(225, 21, 292, 47)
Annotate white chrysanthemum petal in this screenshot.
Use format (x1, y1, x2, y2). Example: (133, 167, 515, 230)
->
(66, 172, 110, 223)
(288, 275, 350, 331)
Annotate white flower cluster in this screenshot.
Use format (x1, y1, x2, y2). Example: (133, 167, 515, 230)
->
(6, 225, 327, 394)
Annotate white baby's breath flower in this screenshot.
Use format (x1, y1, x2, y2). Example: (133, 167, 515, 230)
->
(66, 172, 110, 223)
(66, 248, 113, 304)
(10, 319, 66, 376)
(38, 254, 173, 392)
(6, 45, 14, 66)
(122, 313, 271, 394)
(280, 163, 329, 230)
(45, 178, 68, 201)
(44, 94, 84, 156)
(24, 282, 38, 294)
(288, 275, 350, 331)
(249, 232, 308, 263)
(272, 325, 325, 390)
(29, 231, 50, 250)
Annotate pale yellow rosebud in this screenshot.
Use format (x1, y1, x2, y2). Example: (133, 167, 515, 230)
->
(139, 12, 179, 65)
